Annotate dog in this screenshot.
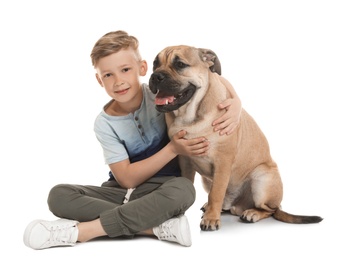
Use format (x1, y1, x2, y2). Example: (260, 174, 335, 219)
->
(149, 45, 323, 231)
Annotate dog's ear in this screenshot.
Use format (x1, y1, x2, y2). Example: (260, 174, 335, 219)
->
(199, 48, 221, 75)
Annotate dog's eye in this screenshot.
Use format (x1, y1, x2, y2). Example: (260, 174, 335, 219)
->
(175, 61, 189, 70)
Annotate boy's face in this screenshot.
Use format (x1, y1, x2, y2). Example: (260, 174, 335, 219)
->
(95, 47, 147, 103)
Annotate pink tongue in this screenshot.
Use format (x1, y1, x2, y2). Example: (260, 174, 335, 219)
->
(155, 96, 175, 105)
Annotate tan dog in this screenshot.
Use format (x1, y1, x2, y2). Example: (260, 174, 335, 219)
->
(149, 45, 323, 231)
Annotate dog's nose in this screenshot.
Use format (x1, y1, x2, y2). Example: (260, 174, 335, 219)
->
(149, 72, 160, 94)
(149, 72, 166, 94)
(151, 72, 165, 83)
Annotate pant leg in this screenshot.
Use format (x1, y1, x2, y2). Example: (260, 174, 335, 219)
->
(47, 183, 127, 222)
(100, 176, 196, 237)
(48, 176, 196, 238)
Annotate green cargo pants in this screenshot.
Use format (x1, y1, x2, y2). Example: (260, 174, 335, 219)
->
(47, 176, 195, 237)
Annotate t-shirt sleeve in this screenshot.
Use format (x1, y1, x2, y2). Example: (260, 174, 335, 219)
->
(94, 115, 129, 165)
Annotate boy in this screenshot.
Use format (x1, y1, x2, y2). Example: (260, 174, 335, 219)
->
(23, 30, 242, 249)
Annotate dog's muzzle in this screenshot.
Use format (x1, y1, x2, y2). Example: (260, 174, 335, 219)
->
(149, 72, 196, 112)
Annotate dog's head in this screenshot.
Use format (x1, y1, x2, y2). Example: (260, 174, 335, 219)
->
(149, 45, 221, 113)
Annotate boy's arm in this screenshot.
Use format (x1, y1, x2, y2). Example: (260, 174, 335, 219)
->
(109, 131, 208, 189)
(212, 77, 242, 135)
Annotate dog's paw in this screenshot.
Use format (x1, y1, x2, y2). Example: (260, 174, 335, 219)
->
(240, 215, 255, 223)
(200, 214, 221, 231)
(240, 209, 261, 223)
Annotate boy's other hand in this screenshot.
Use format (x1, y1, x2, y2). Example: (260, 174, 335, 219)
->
(171, 130, 209, 156)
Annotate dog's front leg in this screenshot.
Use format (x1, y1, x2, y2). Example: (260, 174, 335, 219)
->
(200, 160, 231, 231)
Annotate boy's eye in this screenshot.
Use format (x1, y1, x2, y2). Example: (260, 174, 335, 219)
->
(104, 73, 112, 78)
(122, 67, 130, 72)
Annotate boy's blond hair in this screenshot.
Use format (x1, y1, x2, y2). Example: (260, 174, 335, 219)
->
(90, 30, 141, 67)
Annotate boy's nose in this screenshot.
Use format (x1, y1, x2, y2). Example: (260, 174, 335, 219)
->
(114, 81, 125, 87)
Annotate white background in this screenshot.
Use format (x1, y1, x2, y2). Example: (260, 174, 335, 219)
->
(1, 0, 336, 259)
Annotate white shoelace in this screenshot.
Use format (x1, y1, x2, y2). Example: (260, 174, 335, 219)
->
(158, 220, 176, 240)
(46, 224, 77, 246)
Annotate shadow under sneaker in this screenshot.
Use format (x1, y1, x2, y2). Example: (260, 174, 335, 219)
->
(153, 215, 192, 247)
(23, 219, 79, 250)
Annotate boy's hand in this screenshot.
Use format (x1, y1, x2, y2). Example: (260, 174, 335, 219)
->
(212, 97, 242, 136)
(171, 130, 209, 156)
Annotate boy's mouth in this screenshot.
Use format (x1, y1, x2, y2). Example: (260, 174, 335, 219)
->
(115, 88, 130, 94)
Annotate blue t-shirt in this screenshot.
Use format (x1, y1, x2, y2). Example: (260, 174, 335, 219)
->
(94, 83, 181, 180)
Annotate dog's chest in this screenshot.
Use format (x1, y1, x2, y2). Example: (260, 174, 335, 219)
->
(168, 114, 216, 139)
(184, 131, 224, 177)
(188, 156, 214, 177)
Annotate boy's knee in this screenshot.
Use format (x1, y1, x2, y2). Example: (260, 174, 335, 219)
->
(173, 177, 196, 204)
(47, 184, 73, 213)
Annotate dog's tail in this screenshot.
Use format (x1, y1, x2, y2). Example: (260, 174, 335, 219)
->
(273, 208, 323, 224)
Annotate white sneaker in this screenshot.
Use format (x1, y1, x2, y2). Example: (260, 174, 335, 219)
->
(153, 215, 192, 247)
(23, 219, 79, 250)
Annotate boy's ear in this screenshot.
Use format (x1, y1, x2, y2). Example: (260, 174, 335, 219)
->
(95, 73, 103, 87)
(140, 60, 148, 76)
